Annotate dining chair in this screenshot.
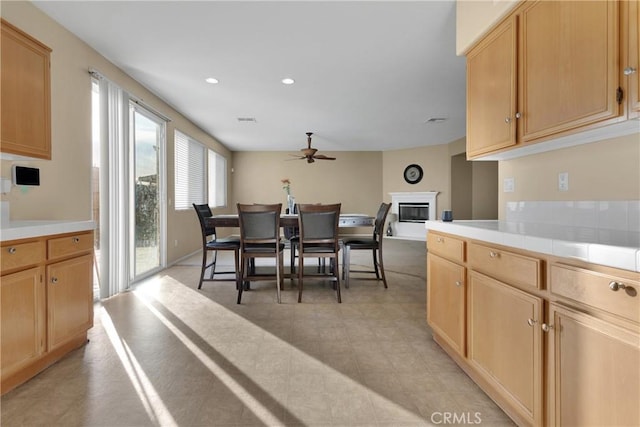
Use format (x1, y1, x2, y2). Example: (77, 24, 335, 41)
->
(296, 203, 342, 303)
(341, 202, 391, 289)
(236, 203, 285, 304)
(192, 203, 241, 290)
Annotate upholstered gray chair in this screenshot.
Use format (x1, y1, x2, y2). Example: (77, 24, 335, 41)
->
(341, 202, 391, 288)
(296, 203, 342, 303)
(236, 203, 285, 304)
(192, 204, 241, 290)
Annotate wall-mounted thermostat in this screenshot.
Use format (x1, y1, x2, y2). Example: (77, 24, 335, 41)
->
(12, 165, 40, 186)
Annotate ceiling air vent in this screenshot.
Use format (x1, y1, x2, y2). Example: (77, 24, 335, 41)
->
(237, 117, 257, 123)
(425, 117, 448, 124)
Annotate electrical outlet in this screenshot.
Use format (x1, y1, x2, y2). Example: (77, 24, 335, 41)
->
(174, 239, 178, 247)
(504, 177, 515, 193)
(558, 172, 569, 191)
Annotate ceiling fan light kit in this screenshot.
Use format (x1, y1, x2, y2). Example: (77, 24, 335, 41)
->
(288, 132, 336, 164)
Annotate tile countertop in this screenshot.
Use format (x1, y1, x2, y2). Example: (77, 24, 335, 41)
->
(1, 220, 96, 242)
(425, 220, 640, 272)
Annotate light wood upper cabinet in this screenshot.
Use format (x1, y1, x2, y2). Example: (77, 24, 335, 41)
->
(466, 0, 627, 159)
(468, 270, 544, 426)
(466, 16, 518, 158)
(0, 19, 52, 160)
(1, 267, 45, 381)
(546, 303, 640, 427)
(427, 253, 466, 357)
(626, 0, 640, 117)
(519, 0, 621, 142)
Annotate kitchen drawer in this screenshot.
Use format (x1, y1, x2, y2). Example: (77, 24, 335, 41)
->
(550, 264, 640, 324)
(468, 242, 542, 290)
(48, 232, 93, 260)
(1, 240, 45, 273)
(427, 232, 465, 264)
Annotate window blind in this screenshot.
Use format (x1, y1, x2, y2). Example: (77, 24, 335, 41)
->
(174, 130, 205, 210)
(208, 150, 227, 207)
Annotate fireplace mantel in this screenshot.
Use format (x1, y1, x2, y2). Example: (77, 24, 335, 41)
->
(388, 191, 439, 240)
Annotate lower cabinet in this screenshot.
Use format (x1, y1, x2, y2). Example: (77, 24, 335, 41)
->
(0, 231, 93, 395)
(47, 254, 93, 351)
(546, 303, 640, 426)
(0, 267, 45, 379)
(427, 253, 466, 356)
(426, 230, 640, 426)
(468, 270, 544, 426)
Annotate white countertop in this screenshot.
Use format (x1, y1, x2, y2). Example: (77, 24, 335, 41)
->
(425, 220, 640, 272)
(1, 220, 95, 242)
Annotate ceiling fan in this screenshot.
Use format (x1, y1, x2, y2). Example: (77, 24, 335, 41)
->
(288, 132, 336, 163)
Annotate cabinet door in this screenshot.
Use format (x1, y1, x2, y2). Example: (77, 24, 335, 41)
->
(1, 267, 45, 380)
(427, 254, 466, 356)
(0, 19, 51, 159)
(547, 303, 640, 427)
(627, 0, 640, 117)
(519, 0, 620, 142)
(47, 254, 93, 351)
(466, 16, 518, 158)
(468, 271, 543, 426)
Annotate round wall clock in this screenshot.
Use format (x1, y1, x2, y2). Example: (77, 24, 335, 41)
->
(403, 164, 423, 184)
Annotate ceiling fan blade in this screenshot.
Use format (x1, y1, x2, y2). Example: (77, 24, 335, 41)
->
(313, 154, 336, 160)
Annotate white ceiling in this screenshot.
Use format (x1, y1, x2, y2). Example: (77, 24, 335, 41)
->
(34, 0, 466, 153)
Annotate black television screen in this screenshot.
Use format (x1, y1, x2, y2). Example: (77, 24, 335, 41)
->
(12, 166, 40, 186)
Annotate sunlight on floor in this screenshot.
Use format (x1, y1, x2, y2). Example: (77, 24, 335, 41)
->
(101, 306, 178, 426)
(127, 274, 425, 425)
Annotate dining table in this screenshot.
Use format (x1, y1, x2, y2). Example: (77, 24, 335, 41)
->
(205, 213, 375, 229)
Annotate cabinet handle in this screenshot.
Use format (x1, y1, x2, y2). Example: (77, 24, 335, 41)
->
(624, 67, 637, 76)
(609, 281, 627, 291)
(489, 251, 499, 258)
(527, 318, 537, 327)
(542, 323, 553, 332)
(436, 237, 444, 243)
(455, 281, 462, 287)
(504, 117, 512, 124)
(51, 277, 58, 284)
(72, 237, 80, 243)
(7, 247, 16, 254)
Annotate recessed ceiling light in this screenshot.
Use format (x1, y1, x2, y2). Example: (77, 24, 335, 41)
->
(205, 77, 219, 84)
(281, 78, 295, 85)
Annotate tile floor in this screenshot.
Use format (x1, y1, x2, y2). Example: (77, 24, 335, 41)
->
(1, 239, 514, 426)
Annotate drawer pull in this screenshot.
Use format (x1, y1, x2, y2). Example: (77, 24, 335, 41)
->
(542, 323, 554, 332)
(527, 318, 537, 327)
(455, 281, 462, 287)
(72, 237, 80, 243)
(609, 281, 627, 292)
(7, 247, 16, 254)
(489, 251, 499, 258)
(51, 277, 58, 284)
(436, 237, 444, 243)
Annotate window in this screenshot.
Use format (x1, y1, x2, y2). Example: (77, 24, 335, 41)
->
(209, 150, 227, 207)
(174, 130, 227, 210)
(174, 131, 205, 210)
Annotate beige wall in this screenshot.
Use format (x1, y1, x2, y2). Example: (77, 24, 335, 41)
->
(231, 151, 382, 235)
(382, 140, 466, 215)
(0, 2, 232, 263)
(456, 0, 519, 55)
(498, 133, 640, 218)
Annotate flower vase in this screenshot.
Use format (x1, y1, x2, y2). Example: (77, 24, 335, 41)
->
(287, 194, 296, 214)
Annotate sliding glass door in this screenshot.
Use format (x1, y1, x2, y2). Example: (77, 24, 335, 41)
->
(92, 74, 166, 299)
(131, 107, 165, 278)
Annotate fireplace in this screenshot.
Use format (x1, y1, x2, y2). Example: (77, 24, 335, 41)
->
(389, 192, 439, 240)
(398, 203, 429, 223)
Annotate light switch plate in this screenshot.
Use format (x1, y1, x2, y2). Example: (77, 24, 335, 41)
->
(558, 172, 569, 191)
(504, 177, 515, 193)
